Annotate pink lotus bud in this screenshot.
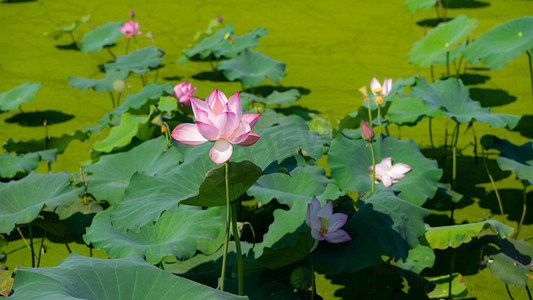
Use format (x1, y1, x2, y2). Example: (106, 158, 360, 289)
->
(129, 10, 135, 19)
(217, 14, 223, 23)
(361, 120, 374, 142)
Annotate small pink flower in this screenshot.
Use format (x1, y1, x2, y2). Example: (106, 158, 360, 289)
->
(370, 157, 411, 188)
(171, 89, 260, 165)
(129, 10, 135, 19)
(172, 82, 198, 107)
(360, 120, 374, 142)
(120, 21, 142, 39)
(370, 78, 392, 105)
(305, 197, 351, 252)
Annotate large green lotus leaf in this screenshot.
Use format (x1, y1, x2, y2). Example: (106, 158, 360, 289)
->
(424, 220, 513, 250)
(328, 133, 442, 206)
(78, 21, 124, 54)
(387, 94, 444, 126)
(68, 70, 129, 93)
(85, 136, 183, 205)
(108, 82, 173, 117)
(310, 190, 428, 274)
(0, 82, 41, 112)
(84, 206, 224, 264)
(193, 18, 221, 42)
(180, 161, 263, 207)
(214, 27, 268, 59)
(484, 238, 533, 287)
(247, 166, 341, 258)
(8, 253, 246, 300)
(463, 16, 533, 69)
(241, 89, 300, 106)
(158, 96, 178, 113)
(0, 172, 82, 233)
(426, 273, 468, 298)
(110, 117, 329, 231)
(411, 77, 519, 128)
(104, 45, 164, 75)
(408, 15, 477, 67)
(92, 113, 150, 153)
(184, 24, 234, 59)
(405, 0, 436, 13)
(481, 135, 533, 185)
(0, 152, 39, 179)
(390, 244, 435, 274)
(217, 50, 286, 88)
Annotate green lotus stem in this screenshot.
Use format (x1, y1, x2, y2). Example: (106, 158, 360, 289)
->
(370, 141, 376, 193)
(125, 38, 131, 54)
(37, 226, 48, 268)
(448, 248, 457, 300)
(470, 122, 478, 164)
(68, 31, 76, 44)
(116, 92, 123, 107)
(397, 124, 401, 139)
(29, 224, 35, 267)
(443, 117, 449, 160)
(437, 0, 447, 21)
(430, 64, 435, 83)
(367, 101, 373, 129)
(526, 284, 532, 300)
(452, 122, 460, 190)
(133, 35, 138, 49)
(527, 50, 533, 103)
(108, 92, 116, 108)
(505, 284, 514, 300)
(89, 247, 93, 257)
(220, 162, 231, 292)
(231, 203, 244, 296)
(481, 148, 505, 223)
(308, 257, 316, 300)
(139, 74, 146, 87)
(446, 51, 450, 78)
(154, 69, 159, 83)
(377, 106, 382, 135)
(64, 238, 72, 253)
(514, 183, 528, 239)
(429, 118, 436, 159)
(106, 47, 116, 60)
(16, 227, 38, 262)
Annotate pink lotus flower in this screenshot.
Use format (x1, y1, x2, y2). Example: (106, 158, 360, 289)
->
(306, 197, 351, 252)
(120, 21, 142, 39)
(370, 157, 411, 188)
(172, 82, 198, 107)
(370, 78, 392, 105)
(171, 89, 260, 165)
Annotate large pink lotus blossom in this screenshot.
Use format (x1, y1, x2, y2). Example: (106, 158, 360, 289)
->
(306, 197, 351, 252)
(172, 82, 198, 107)
(370, 77, 392, 105)
(370, 157, 411, 188)
(171, 89, 260, 165)
(120, 21, 142, 39)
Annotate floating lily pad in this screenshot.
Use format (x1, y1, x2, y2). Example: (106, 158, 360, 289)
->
(426, 273, 468, 298)
(78, 21, 123, 54)
(484, 238, 533, 287)
(328, 133, 442, 206)
(84, 207, 224, 264)
(217, 50, 286, 87)
(0, 82, 41, 112)
(0, 172, 82, 234)
(409, 15, 477, 67)
(68, 70, 129, 93)
(390, 244, 435, 274)
(411, 77, 519, 128)
(463, 16, 533, 69)
(481, 135, 533, 185)
(8, 253, 245, 299)
(0, 152, 40, 179)
(92, 113, 150, 153)
(48, 14, 91, 40)
(405, 0, 436, 13)
(104, 45, 163, 75)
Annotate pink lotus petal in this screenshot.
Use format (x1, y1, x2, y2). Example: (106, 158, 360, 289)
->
(196, 121, 220, 141)
(383, 78, 393, 95)
(310, 226, 326, 241)
(317, 200, 333, 220)
(170, 123, 208, 145)
(236, 132, 260, 146)
(370, 77, 381, 95)
(242, 113, 260, 128)
(214, 112, 239, 138)
(209, 139, 233, 165)
(306, 197, 321, 226)
(326, 213, 349, 232)
(382, 175, 393, 188)
(226, 92, 242, 119)
(324, 229, 352, 243)
(206, 89, 228, 115)
(388, 163, 411, 179)
(227, 122, 250, 144)
(190, 97, 214, 123)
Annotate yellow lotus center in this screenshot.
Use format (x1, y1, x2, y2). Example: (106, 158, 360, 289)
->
(375, 96, 383, 105)
(319, 217, 329, 235)
(372, 87, 382, 94)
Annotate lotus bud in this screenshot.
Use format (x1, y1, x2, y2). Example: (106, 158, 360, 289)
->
(113, 79, 126, 93)
(217, 14, 223, 23)
(129, 10, 135, 19)
(361, 120, 374, 142)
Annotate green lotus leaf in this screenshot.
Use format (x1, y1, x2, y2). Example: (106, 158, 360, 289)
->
(8, 253, 245, 300)
(481, 135, 533, 185)
(184, 24, 234, 59)
(0, 152, 40, 179)
(0, 270, 13, 297)
(104, 45, 164, 75)
(217, 50, 286, 88)
(434, 42, 466, 66)
(328, 133, 442, 206)
(78, 21, 124, 54)
(158, 96, 178, 113)
(0, 172, 82, 234)
(408, 15, 477, 67)
(390, 244, 436, 274)
(110, 116, 329, 232)
(48, 15, 90, 40)
(68, 70, 129, 93)
(387, 94, 443, 126)
(0, 82, 41, 112)
(411, 77, 519, 128)
(427, 273, 468, 298)
(181, 160, 263, 207)
(4, 131, 88, 156)
(241, 89, 300, 106)
(405, 0, 436, 13)
(463, 16, 533, 69)
(85, 136, 184, 205)
(247, 166, 341, 258)
(214, 27, 268, 59)
(484, 238, 533, 287)
(84, 206, 224, 264)
(310, 190, 428, 274)
(193, 18, 221, 42)
(424, 220, 513, 250)
(92, 113, 150, 153)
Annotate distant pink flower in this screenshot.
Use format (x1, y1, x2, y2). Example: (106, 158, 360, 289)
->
(129, 10, 135, 19)
(120, 21, 141, 39)
(171, 89, 260, 165)
(360, 120, 374, 142)
(370, 157, 411, 188)
(172, 82, 197, 107)
(370, 78, 392, 105)
(306, 197, 351, 252)
(217, 14, 223, 23)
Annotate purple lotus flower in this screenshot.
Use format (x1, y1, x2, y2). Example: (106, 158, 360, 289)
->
(172, 82, 198, 107)
(370, 78, 392, 105)
(370, 157, 411, 188)
(306, 197, 351, 252)
(120, 21, 142, 39)
(171, 89, 260, 165)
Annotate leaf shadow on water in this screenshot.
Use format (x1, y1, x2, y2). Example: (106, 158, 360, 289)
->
(191, 71, 231, 82)
(458, 74, 491, 86)
(5, 110, 74, 126)
(416, 18, 454, 28)
(512, 115, 533, 139)
(1, 0, 36, 3)
(470, 88, 516, 107)
(162, 75, 183, 82)
(242, 85, 311, 97)
(442, 0, 490, 9)
(481, 189, 533, 224)
(55, 42, 79, 51)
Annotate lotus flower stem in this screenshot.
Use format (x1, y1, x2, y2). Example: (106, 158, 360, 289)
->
(310, 262, 316, 300)
(514, 183, 528, 239)
(527, 50, 533, 103)
(16, 227, 38, 262)
(231, 203, 244, 295)
(68, 31, 76, 44)
(139, 74, 146, 87)
(429, 118, 436, 159)
(37, 226, 48, 268)
(448, 248, 457, 300)
(370, 142, 376, 193)
(526, 284, 532, 300)
(106, 47, 116, 60)
(153, 69, 159, 83)
(377, 106, 383, 135)
(133, 35, 139, 49)
(504, 284, 514, 300)
(446, 51, 450, 78)
(125, 38, 131, 55)
(28, 224, 35, 267)
(481, 147, 505, 223)
(220, 163, 231, 292)
(451, 122, 460, 190)
(366, 102, 373, 129)
(64, 238, 72, 253)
